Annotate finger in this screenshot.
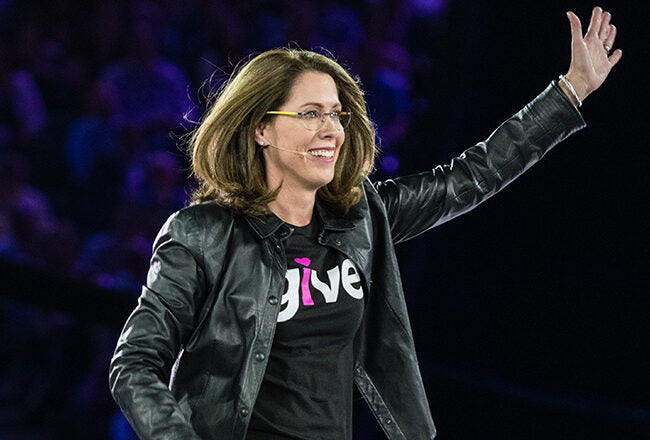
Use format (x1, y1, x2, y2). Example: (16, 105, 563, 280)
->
(566, 11, 583, 43)
(604, 24, 618, 49)
(609, 49, 623, 67)
(599, 11, 612, 40)
(586, 6, 603, 38)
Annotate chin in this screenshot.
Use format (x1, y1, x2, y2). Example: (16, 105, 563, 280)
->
(309, 178, 334, 191)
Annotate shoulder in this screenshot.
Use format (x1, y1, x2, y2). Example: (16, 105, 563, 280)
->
(158, 201, 238, 244)
(172, 200, 237, 226)
(176, 201, 236, 223)
(356, 179, 389, 217)
(363, 176, 401, 210)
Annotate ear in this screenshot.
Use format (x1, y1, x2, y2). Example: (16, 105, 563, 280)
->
(255, 121, 268, 146)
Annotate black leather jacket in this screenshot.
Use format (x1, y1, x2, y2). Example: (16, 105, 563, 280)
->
(110, 83, 585, 439)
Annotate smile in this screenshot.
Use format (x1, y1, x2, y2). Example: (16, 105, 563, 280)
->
(309, 149, 335, 158)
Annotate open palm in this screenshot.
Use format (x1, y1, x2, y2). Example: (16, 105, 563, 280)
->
(565, 7, 623, 101)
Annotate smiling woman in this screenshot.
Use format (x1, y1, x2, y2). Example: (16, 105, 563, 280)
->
(188, 49, 376, 220)
(255, 71, 348, 225)
(109, 8, 622, 438)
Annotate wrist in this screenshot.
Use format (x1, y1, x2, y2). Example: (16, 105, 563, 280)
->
(558, 74, 582, 107)
(564, 73, 591, 102)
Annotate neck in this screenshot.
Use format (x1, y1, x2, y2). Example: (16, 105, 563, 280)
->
(268, 189, 317, 227)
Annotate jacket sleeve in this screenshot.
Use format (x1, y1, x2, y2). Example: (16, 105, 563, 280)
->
(109, 209, 206, 439)
(374, 81, 586, 244)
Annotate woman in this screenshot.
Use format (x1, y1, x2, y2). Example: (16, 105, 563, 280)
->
(110, 7, 621, 439)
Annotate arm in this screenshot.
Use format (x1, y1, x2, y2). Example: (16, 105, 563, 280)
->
(109, 210, 206, 439)
(375, 6, 622, 244)
(375, 82, 584, 244)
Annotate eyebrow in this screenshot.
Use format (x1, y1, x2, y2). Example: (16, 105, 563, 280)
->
(298, 102, 342, 110)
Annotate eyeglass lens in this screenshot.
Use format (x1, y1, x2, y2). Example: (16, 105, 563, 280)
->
(302, 112, 351, 131)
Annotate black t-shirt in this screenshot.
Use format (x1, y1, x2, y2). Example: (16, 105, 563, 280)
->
(247, 218, 365, 439)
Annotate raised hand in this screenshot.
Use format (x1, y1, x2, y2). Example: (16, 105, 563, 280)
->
(563, 6, 623, 104)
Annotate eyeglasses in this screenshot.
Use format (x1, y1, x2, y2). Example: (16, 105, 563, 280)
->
(265, 110, 352, 132)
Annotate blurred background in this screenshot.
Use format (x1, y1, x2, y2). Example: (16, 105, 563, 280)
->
(0, 0, 647, 438)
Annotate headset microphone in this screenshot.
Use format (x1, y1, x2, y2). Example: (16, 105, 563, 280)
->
(263, 144, 309, 157)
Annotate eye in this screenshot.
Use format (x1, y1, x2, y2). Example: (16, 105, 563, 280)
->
(329, 111, 341, 120)
(301, 110, 320, 120)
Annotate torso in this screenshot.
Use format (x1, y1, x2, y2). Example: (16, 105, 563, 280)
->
(247, 217, 365, 439)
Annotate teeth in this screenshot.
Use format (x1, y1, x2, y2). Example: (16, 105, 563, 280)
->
(309, 150, 334, 158)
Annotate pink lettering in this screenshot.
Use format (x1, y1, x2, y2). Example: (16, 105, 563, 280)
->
(294, 258, 314, 306)
(279, 258, 364, 323)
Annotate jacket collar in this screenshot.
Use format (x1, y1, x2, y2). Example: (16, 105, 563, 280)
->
(316, 182, 371, 232)
(315, 200, 356, 232)
(245, 214, 285, 239)
(245, 197, 358, 239)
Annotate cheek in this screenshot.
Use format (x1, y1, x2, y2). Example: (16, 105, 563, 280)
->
(289, 130, 316, 149)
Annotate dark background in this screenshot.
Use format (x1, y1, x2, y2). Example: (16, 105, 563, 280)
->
(397, 2, 650, 438)
(1, 1, 648, 438)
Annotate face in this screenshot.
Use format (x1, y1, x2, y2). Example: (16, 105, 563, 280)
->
(256, 71, 346, 194)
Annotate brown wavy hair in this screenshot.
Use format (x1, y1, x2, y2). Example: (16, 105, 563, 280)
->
(188, 48, 376, 217)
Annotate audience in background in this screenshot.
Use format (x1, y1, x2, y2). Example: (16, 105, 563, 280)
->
(0, 0, 445, 437)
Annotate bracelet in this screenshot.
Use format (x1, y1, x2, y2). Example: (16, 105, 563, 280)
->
(558, 74, 582, 107)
